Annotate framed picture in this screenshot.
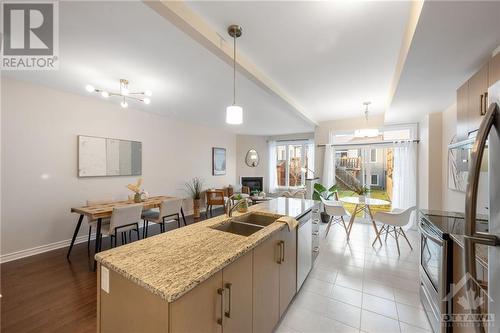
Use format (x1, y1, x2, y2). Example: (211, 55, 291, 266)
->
(212, 147, 226, 176)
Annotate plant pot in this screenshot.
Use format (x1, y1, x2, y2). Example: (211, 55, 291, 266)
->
(320, 212, 330, 223)
(193, 198, 201, 218)
(134, 193, 142, 203)
(237, 201, 248, 213)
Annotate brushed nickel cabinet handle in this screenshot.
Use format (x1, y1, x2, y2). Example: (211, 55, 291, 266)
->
(224, 283, 232, 318)
(480, 94, 484, 115)
(482, 92, 488, 115)
(281, 241, 285, 263)
(277, 242, 282, 264)
(217, 288, 225, 326)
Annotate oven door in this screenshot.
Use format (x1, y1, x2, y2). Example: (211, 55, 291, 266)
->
(420, 221, 443, 292)
(419, 220, 449, 333)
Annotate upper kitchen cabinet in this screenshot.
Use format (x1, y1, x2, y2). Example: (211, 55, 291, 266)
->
(489, 52, 500, 87)
(456, 81, 469, 140)
(467, 62, 489, 134)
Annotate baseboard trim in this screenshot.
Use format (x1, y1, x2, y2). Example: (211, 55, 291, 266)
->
(1, 208, 213, 264)
(1, 232, 99, 264)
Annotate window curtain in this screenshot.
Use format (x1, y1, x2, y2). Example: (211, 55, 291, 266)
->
(307, 139, 315, 179)
(322, 144, 336, 189)
(268, 140, 277, 194)
(392, 142, 417, 229)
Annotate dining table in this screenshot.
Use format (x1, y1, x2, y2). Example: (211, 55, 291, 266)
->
(339, 196, 391, 246)
(68, 195, 186, 270)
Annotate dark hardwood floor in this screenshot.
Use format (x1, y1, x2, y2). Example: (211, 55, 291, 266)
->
(1, 208, 225, 333)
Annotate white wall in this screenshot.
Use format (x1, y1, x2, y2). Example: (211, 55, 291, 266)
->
(1, 77, 237, 258)
(236, 135, 268, 192)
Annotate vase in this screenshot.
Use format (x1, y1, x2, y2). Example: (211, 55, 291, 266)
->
(237, 201, 248, 213)
(134, 193, 142, 203)
(193, 198, 201, 218)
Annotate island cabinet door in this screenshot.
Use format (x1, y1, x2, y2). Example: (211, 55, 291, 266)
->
(253, 234, 281, 333)
(278, 227, 297, 317)
(221, 252, 253, 333)
(169, 271, 223, 333)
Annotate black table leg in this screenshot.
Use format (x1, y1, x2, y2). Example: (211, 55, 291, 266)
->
(93, 218, 102, 271)
(67, 214, 84, 260)
(180, 207, 187, 226)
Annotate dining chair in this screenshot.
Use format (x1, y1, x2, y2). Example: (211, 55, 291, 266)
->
(86, 199, 113, 257)
(142, 198, 184, 237)
(372, 206, 416, 255)
(101, 204, 143, 248)
(205, 189, 226, 218)
(320, 195, 350, 238)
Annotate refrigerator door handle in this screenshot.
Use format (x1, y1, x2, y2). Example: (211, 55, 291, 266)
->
(464, 102, 499, 333)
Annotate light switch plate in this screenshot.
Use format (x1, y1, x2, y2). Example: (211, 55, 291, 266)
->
(101, 266, 110, 293)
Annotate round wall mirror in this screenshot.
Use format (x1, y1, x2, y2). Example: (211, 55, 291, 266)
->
(245, 149, 259, 167)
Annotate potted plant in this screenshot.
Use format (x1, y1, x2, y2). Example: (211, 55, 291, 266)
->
(233, 193, 249, 213)
(312, 183, 338, 223)
(185, 177, 204, 218)
(353, 185, 370, 203)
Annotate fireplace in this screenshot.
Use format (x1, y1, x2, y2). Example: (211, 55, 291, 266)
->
(241, 177, 263, 193)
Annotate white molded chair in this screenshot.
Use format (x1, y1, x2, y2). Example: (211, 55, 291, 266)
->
(372, 206, 416, 255)
(320, 196, 349, 238)
(142, 199, 183, 237)
(86, 199, 113, 256)
(101, 204, 143, 247)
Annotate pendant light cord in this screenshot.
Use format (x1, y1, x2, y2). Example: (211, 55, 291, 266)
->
(233, 34, 236, 105)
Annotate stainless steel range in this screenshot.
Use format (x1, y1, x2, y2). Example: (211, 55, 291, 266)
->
(419, 212, 453, 333)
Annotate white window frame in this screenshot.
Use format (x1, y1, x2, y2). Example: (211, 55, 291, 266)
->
(369, 149, 377, 163)
(275, 140, 310, 189)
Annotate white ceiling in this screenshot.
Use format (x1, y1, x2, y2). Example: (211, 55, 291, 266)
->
(187, 1, 411, 122)
(5, 1, 314, 135)
(387, 1, 500, 123)
(6, 1, 500, 132)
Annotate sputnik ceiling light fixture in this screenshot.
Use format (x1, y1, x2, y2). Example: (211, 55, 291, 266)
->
(354, 101, 380, 138)
(226, 24, 243, 125)
(85, 79, 152, 108)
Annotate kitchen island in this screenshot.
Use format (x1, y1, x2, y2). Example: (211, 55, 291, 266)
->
(95, 198, 319, 333)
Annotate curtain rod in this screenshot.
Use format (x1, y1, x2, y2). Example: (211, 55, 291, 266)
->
(316, 139, 420, 148)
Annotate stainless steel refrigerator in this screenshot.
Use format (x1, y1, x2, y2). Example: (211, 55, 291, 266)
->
(463, 80, 500, 333)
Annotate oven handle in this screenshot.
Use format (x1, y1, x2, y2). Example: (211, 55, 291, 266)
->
(419, 223, 443, 246)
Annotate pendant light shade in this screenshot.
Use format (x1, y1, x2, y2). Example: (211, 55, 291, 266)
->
(226, 105, 243, 124)
(226, 25, 243, 125)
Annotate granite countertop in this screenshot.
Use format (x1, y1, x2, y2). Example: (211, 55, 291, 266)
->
(95, 198, 316, 302)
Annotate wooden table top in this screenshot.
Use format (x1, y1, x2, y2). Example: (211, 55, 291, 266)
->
(71, 196, 177, 220)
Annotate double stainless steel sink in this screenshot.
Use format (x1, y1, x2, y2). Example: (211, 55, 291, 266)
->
(210, 213, 278, 237)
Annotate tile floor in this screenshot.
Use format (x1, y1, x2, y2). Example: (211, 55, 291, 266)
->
(276, 218, 431, 333)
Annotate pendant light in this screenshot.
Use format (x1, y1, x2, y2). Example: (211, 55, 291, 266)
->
(226, 25, 243, 125)
(354, 102, 380, 138)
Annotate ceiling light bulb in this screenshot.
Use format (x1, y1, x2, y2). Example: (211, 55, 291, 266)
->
(120, 101, 128, 108)
(226, 105, 243, 125)
(143, 98, 151, 105)
(85, 84, 95, 92)
(144, 90, 152, 97)
(101, 91, 109, 98)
